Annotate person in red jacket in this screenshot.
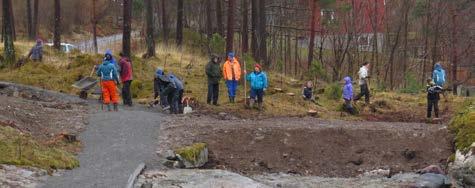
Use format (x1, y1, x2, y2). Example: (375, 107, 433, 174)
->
(118, 52, 133, 106)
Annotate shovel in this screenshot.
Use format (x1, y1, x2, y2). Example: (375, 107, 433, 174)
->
(183, 98, 193, 114)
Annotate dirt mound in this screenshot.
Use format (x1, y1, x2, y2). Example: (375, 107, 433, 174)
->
(159, 116, 453, 177)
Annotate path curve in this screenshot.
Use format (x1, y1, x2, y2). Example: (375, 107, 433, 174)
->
(42, 104, 161, 188)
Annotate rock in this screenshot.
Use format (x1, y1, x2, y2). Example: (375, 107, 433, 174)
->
(412, 173, 451, 188)
(162, 160, 175, 168)
(163, 150, 177, 160)
(174, 143, 208, 168)
(141, 183, 153, 188)
(417, 165, 445, 175)
(362, 169, 390, 178)
(463, 174, 475, 186)
(349, 158, 363, 166)
(402, 149, 416, 160)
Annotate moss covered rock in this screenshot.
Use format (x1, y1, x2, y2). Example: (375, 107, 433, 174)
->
(174, 143, 208, 168)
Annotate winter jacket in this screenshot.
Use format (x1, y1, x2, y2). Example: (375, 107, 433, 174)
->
(206, 61, 222, 84)
(303, 87, 313, 99)
(427, 84, 443, 101)
(104, 50, 119, 72)
(168, 73, 184, 90)
(432, 63, 446, 87)
(358, 66, 369, 86)
(96, 60, 119, 82)
(343, 76, 353, 100)
(222, 58, 241, 81)
(119, 57, 133, 82)
(247, 71, 268, 90)
(29, 43, 43, 60)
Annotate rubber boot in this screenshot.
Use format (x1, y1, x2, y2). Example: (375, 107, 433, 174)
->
(113, 103, 118, 111)
(229, 97, 233, 103)
(249, 99, 255, 109)
(106, 104, 112, 111)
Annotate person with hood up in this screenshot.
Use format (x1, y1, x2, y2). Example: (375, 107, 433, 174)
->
(118, 52, 133, 106)
(206, 54, 222, 105)
(168, 73, 184, 114)
(27, 39, 43, 62)
(153, 68, 170, 108)
(222, 52, 241, 103)
(104, 49, 120, 72)
(342, 76, 356, 115)
(432, 63, 447, 101)
(245, 64, 268, 110)
(97, 52, 120, 111)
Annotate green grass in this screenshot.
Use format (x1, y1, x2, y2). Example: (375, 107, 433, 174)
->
(0, 126, 79, 171)
(449, 99, 475, 152)
(175, 143, 207, 165)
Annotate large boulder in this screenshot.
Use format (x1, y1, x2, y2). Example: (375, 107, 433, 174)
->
(174, 143, 209, 168)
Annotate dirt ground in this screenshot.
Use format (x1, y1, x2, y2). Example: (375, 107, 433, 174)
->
(0, 82, 88, 152)
(158, 114, 454, 178)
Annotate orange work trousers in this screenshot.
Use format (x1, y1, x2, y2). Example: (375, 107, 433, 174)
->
(101, 80, 119, 104)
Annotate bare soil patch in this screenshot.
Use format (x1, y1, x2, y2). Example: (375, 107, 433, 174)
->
(159, 115, 454, 178)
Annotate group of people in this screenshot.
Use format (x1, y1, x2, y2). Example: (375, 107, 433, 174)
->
(337, 61, 446, 120)
(95, 50, 134, 111)
(95, 48, 445, 118)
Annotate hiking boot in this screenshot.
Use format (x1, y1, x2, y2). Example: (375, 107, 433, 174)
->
(231, 97, 235, 103)
(258, 103, 263, 111)
(113, 103, 118, 111)
(249, 99, 255, 109)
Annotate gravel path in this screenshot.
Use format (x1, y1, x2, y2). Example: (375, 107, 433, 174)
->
(42, 104, 162, 188)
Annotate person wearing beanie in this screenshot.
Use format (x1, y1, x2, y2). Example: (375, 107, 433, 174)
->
(245, 64, 268, 110)
(222, 52, 241, 103)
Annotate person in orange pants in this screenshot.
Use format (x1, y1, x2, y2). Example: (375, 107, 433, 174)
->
(97, 52, 120, 111)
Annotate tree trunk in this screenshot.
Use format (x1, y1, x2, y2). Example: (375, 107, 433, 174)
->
(216, 0, 224, 36)
(371, 0, 378, 77)
(241, 0, 249, 53)
(205, 0, 213, 39)
(176, 0, 184, 46)
(402, 0, 409, 88)
(307, 0, 317, 70)
(26, 0, 33, 40)
(3, 0, 15, 63)
(421, 0, 430, 84)
(144, 0, 155, 58)
(451, 7, 458, 94)
(161, 0, 169, 45)
(32, 0, 38, 39)
(92, 0, 98, 53)
(9, 0, 15, 41)
(258, 0, 267, 65)
(226, 0, 235, 53)
(122, 0, 132, 57)
(53, 0, 61, 50)
(251, 0, 258, 60)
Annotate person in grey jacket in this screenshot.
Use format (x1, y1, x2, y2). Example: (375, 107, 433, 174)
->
(27, 39, 43, 62)
(168, 73, 184, 114)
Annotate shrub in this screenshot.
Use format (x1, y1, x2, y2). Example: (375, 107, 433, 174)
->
(400, 73, 423, 94)
(449, 99, 475, 152)
(325, 82, 342, 100)
(209, 33, 225, 56)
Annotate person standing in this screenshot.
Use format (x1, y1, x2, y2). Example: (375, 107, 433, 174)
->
(342, 76, 356, 115)
(222, 52, 241, 103)
(206, 54, 222, 105)
(432, 63, 447, 101)
(354, 62, 371, 104)
(97, 52, 120, 111)
(118, 52, 133, 106)
(27, 39, 43, 62)
(426, 78, 443, 119)
(245, 64, 268, 110)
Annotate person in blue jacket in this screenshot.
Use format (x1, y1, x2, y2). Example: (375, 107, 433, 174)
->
(96, 54, 120, 111)
(432, 63, 447, 100)
(342, 76, 356, 115)
(168, 73, 184, 114)
(245, 64, 268, 110)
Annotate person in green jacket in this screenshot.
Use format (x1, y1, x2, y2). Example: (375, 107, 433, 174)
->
(205, 54, 222, 105)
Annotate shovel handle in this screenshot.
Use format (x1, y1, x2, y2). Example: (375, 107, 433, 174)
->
(89, 65, 96, 77)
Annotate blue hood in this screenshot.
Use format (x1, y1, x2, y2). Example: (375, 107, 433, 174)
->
(156, 69, 164, 77)
(434, 63, 442, 71)
(105, 49, 113, 56)
(344, 76, 352, 84)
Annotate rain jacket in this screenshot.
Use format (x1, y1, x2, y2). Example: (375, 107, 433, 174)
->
(343, 76, 353, 100)
(432, 63, 446, 86)
(222, 58, 241, 81)
(29, 42, 43, 60)
(119, 57, 133, 82)
(96, 60, 119, 82)
(206, 60, 222, 84)
(168, 73, 184, 90)
(247, 71, 268, 90)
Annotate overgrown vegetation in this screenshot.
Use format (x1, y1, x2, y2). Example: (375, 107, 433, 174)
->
(175, 143, 207, 165)
(0, 126, 79, 171)
(449, 99, 475, 152)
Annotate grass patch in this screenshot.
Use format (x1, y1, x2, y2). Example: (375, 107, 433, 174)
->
(449, 99, 475, 152)
(0, 126, 79, 171)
